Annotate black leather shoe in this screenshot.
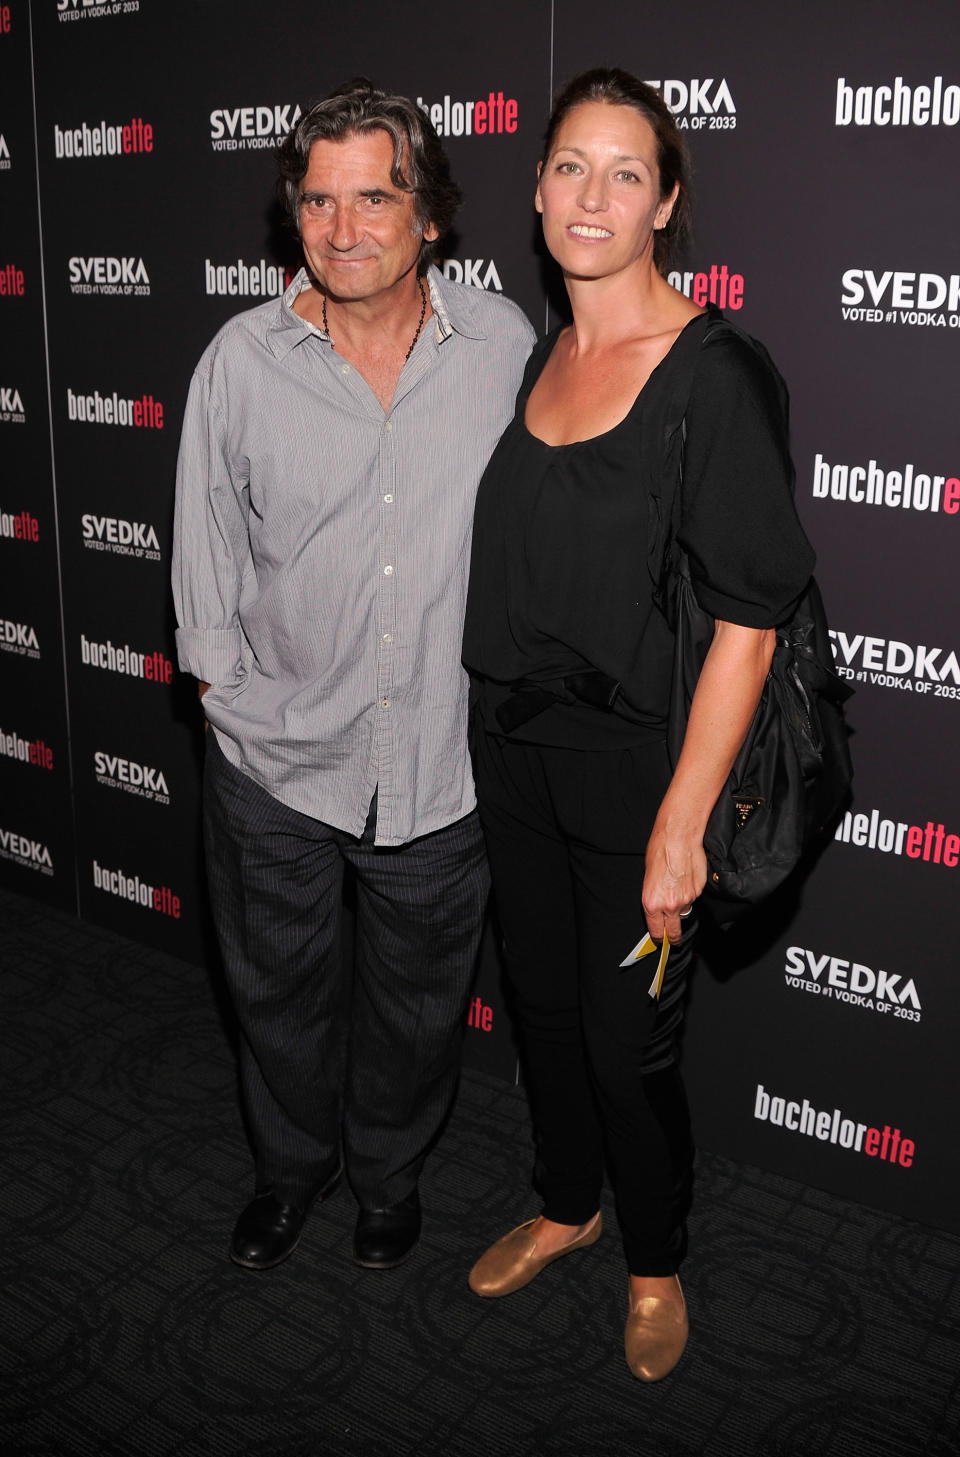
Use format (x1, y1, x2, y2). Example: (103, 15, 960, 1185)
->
(230, 1163, 342, 1270)
(353, 1190, 421, 1269)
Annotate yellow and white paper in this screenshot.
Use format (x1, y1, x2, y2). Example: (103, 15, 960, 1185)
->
(620, 931, 670, 1001)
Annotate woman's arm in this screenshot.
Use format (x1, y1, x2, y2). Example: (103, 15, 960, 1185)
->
(642, 619, 775, 942)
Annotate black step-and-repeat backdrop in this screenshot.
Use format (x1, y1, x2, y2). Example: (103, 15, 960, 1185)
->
(2, 0, 958, 1232)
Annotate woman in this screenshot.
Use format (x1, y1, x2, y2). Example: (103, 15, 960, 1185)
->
(461, 68, 814, 1381)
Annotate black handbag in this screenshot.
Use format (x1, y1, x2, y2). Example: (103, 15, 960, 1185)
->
(655, 313, 854, 915)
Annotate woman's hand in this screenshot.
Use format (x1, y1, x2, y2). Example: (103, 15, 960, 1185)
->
(642, 618, 776, 943)
(642, 820, 707, 944)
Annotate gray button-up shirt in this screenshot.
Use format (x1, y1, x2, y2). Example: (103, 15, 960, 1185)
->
(172, 266, 534, 845)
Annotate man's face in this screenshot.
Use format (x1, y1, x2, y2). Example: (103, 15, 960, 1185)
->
(298, 129, 437, 305)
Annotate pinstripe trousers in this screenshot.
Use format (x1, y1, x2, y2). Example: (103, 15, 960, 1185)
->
(202, 731, 490, 1208)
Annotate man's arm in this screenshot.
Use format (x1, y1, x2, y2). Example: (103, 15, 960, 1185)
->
(171, 361, 251, 701)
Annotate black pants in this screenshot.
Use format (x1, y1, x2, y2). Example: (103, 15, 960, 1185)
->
(203, 732, 490, 1208)
(474, 728, 696, 1276)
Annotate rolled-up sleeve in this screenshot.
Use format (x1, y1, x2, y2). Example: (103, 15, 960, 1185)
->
(679, 333, 815, 627)
(171, 359, 251, 687)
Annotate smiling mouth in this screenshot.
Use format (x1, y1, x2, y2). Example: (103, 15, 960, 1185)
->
(567, 224, 613, 239)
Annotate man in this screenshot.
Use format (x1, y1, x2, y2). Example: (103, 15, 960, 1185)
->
(172, 80, 534, 1271)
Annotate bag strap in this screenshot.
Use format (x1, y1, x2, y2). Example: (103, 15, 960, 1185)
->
(647, 305, 719, 604)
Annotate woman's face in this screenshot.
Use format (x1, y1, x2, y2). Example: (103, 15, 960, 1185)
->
(536, 100, 677, 281)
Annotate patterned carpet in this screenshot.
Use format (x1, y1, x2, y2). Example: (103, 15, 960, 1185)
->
(2, 885, 958, 1457)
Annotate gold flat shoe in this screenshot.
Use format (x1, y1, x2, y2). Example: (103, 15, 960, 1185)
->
(624, 1276, 689, 1381)
(468, 1211, 603, 1297)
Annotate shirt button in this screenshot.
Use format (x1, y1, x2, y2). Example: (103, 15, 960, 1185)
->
(340, 363, 350, 374)
(384, 565, 394, 576)
(383, 493, 394, 504)
(382, 632, 393, 643)
(385, 421, 393, 432)
(381, 698, 390, 708)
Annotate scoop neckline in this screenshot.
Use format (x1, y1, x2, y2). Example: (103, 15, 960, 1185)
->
(521, 309, 709, 451)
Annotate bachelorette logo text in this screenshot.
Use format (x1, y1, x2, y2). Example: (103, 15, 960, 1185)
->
(80, 634, 172, 683)
(54, 116, 153, 159)
(754, 1084, 915, 1169)
(812, 453, 959, 516)
(667, 263, 744, 309)
(92, 859, 180, 917)
(416, 92, 518, 137)
(67, 387, 163, 428)
(834, 806, 960, 870)
(0, 264, 24, 296)
(836, 75, 960, 127)
(1, 507, 39, 542)
(0, 726, 53, 770)
(205, 258, 292, 298)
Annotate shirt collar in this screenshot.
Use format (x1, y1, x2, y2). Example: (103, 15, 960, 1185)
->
(266, 269, 327, 358)
(266, 264, 488, 359)
(425, 265, 488, 342)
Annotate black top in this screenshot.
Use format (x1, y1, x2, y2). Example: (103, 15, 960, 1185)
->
(462, 308, 816, 748)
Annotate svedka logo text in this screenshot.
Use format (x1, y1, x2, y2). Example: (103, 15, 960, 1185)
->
(646, 77, 736, 129)
(209, 104, 301, 151)
(440, 258, 502, 291)
(82, 514, 161, 560)
(94, 750, 169, 804)
(784, 943, 921, 1022)
(69, 256, 150, 297)
(1, 620, 40, 658)
(1, 386, 25, 423)
(841, 268, 960, 329)
(0, 827, 53, 876)
(830, 629, 960, 697)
